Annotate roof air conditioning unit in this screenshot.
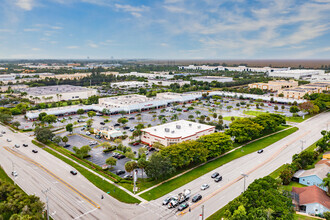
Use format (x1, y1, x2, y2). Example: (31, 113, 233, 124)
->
(165, 128, 170, 132)
(154, 129, 157, 131)
(189, 124, 192, 126)
(171, 130, 175, 133)
(176, 125, 181, 129)
(197, 125, 201, 129)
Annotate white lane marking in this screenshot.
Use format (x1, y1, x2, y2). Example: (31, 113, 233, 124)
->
(74, 207, 98, 220)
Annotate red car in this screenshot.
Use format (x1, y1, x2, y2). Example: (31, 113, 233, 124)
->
(133, 142, 140, 146)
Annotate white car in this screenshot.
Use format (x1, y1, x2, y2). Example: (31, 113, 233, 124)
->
(201, 184, 209, 190)
(12, 171, 18, 177)
(7, 138, 12, 142)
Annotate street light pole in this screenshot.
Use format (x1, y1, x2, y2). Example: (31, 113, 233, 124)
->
(300, 140, 306, 152)
(241, 173, 248, 192)
(201, 205, 204, 220)
(42, 188, 51, 220)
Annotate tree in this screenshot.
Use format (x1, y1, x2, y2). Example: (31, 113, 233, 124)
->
(195, 110, 201, 117)
(252, 113, 285, 132)
(117, 117, 128, 125)
(188, 114, 194, 120)
(137, 157, 148, 179)
(53, 136, 62, 144)
(42, 115, 57, 125)
(106, 157, 117, 169)
(289, 106, 299, 114)
(12, 121, 20, 129)
(212, 113, 217, 119)
(138, 147, 147, 157)
(225, 118, 264, 143)
(145, 153, 175, 180)
(62, 136, 69, 145)
(66, 123, 73, 133)
(281, 105, 285, 110)
(298, 101, 314, 112)
(226, 105, 233, 111)
(86, 119, 93, 128)
(231, 116, 235, 122)
(280, 164, 295, 185)
(73, 145, 91, 158)
(316, 130, 330, 153)
(87, 111, 96, 118)
(274, 105, 278, 111)
(77, 109, 84, 115)
(34, 127, 54, 143)
(124, 161, 137, 175)
(198, 133, 233, 158)
(323, 212, 330, 220)
(38, 112, 47, 121)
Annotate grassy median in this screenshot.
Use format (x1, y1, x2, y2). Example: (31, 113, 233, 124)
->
(32, 141, 140, 204)
(140, 127, 298, 201)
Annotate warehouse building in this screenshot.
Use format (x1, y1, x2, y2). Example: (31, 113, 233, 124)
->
(191, 76, 233, 83)
(111, 81, 151, 89)
(19, 85, 97, 103)
(149, 79, 190, 87)
(268, 69, 325, 79)
(141, 120, 215, 146)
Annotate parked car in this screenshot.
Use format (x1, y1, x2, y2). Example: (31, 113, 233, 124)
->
(81, 127, 86, 131)
(117, 155, 126, 159)
(123, 174, 133, 179)
(64, 144, 71, 148)
(0, 134, 2, 137)
(100, 122, 105, 125)
(114, 123, 120, 127)
(116, 170, 125, 175)
(70, 170, 78, 175)
(1, 131, 6, 134)
(162, 197, 173, 205)
(77, 119, 85, 123)
(12, 171, 18, 177)
(178, 203, 189, 211)
(129, 117, 135, 120)
(129, 128, 135, 132)
(257, 149, 264, 154)
(123, 126, 130, 130)
(85, 131, 91, 135)
(23, 144, 28, 147)
(214, 175, 223, 182)
(14, 144, 20, 148)
(32, 149, 38, 153)
(112, 152, 119, 158)
(7, 139, 12, 142)
(192, 194, 202, 203)
(211, 172, 219, 178)
(148, 147, 156, 151)
(132, 142, 140, 146)
(201, 184, 209, 190)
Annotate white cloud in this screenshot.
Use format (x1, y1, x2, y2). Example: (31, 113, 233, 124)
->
(24, 28, 39, 32)
(66, 46, 79, 49)
(88, 43, 98, 48)
(115, 3, 149, 17)
(51, 26, 63, 30)
(163, 5, 191, 13)
(31, 48, 41, 51)
(15, 0, 34, 10)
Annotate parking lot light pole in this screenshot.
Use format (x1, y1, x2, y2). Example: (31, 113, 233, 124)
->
(241, 173, 248, 192)
(300, 140, 306, 152)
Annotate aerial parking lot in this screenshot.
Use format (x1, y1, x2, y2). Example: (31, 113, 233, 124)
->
(12, 96, 295, 179)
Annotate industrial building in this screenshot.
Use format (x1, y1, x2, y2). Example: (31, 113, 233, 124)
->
(248, 80, 298, 91)
(111, 81, 151, 89)
(0, 84, 28, 92)
(268, 69, 325, 79)
(148, 79, 190, 87)
(120, 72, 174, 79)
(191, 76, 233, 83)
(19, 85, 97, 103)
(178, 65, 287, 73)
(141, 120, 215, 147)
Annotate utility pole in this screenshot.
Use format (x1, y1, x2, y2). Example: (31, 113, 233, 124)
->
(241, 173, 248, 192)
(42, 188, 51, 220)
(201, 205, 204, 220)
(300, 140, 306, 152)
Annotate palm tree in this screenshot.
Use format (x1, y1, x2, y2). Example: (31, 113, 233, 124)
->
(321, 173, 330, 196)
(195, 110, 201, 117)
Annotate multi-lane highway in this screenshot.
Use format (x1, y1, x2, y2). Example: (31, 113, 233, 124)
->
(143, 112, 330, 219)
(0, 125, 158, 220)
(1, 111, 329, 220)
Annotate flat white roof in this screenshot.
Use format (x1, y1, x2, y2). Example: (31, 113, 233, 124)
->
(19, 85, 95, 96)
(142, 120, 214, 139)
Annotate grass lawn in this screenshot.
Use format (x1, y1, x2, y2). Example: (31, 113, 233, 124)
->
(282, 181, 306, 191)
(223, 116, 242, 121)
(140, 127, 298, 201)
(32, 141, 140, 204)
(0, 166, 14, 184)
(286, 114, 313, 123)
(243, 110, 267, 116)
(294, 213, 321, 220)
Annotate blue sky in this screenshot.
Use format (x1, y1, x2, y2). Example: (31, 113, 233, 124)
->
(0, 0, 330, 59)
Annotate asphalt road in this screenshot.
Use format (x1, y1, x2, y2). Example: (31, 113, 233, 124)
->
(0, 125, 158, 220)
(143, 111, 330, 220)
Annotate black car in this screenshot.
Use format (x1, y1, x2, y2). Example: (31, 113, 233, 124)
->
(117, 155, 126, 159)
(192, 194, 202, 203)
(214, 175, 223, 182)
(178, 203, 189, 211)
(70, 170, 78, 175)
(129, 117, 135, 120)
(123, 126, 130, 130)
(23, 144, 28, 147)
(32, 149, 38, 153)
(64, 144, 71, 148)
(116, 170, 125, 175)
(148, 147, 156, 151)
(100, 122, 105, 125)
(112, 153, 119, 158)
(257, 149, 264, 154)
(211, 172, 219, 178)
(114, 123, 120, 127)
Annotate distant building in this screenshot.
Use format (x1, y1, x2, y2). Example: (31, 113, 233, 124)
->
(269, 69, 325, 79)
(278, 82, 330, 99)
(293, 163, 329, 191)
(148, 79, 190, 87)
(0, 85, 28, 92)
(191, 76, 233, 83)
(292, 185, 330, 215)
(0, 74, 16, 81)
(120, 72, 174, 79)
(141, 120, 215, 147)
(248, 80, 298, 91)
(19, 85, 97, 103)
(110, 81, 151, 89)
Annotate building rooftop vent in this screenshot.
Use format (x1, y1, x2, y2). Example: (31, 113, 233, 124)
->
(197, 125, 201, 129)
(189, 124, 192, 127)
(171, 130, 175, 133)
(154, 129, 157, 131)
(176, 125, 181, 129)
(165, 128, 170, 132)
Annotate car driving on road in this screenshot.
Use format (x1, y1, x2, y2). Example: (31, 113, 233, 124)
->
(178, 202, 189, 211)
(70, 170, 78, 175)
(32, 149, 38, 153)
(192, 194, 202, 203)
(211, 172, 219, 178)
(201, 183, 209, 190)
(214, 175, 223, 182)
(257, 149, 264, 154)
